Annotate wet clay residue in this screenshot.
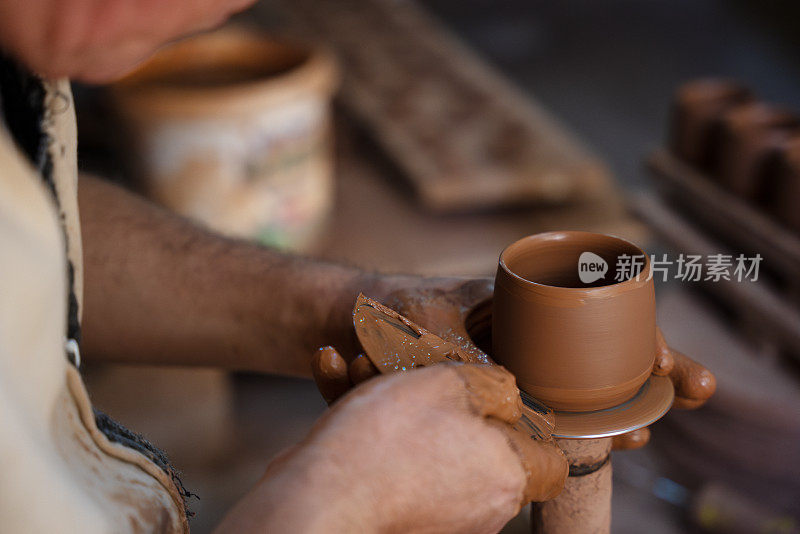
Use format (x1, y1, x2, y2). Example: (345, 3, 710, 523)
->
(311, 347, 350, 404)
(611, 427, 651, 451)
(669, 349, 717, 409)
(352, 294, 555, 439)
(453, 364, 523, 424)
(653, 327, 675, 376)
(490, 421, 568, 503)
(353, 294, 473, 372)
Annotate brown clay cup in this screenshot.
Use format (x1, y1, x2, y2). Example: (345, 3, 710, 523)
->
(493, 232, 655, 411)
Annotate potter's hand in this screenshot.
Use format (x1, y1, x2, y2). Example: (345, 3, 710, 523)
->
(385, 279, 717, 450)
(311, 277, 494, 401)
(217, 364, 567, 534)
(320, 276, 716, 450)
(614, 327, 716, 450)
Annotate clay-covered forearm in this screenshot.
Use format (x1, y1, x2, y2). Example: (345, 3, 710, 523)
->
(78, 175, 375, 375)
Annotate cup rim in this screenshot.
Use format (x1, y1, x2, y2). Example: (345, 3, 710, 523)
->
(498, 231, 652, 296)
(111, 28, 339, 116)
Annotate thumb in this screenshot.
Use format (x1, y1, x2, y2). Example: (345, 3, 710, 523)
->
(487, 420, 568, 504)
(448, 364, 567, 502)
(311, 346, 351, 404)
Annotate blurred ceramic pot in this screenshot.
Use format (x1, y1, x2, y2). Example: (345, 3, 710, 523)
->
(669, 79, 753, 170)
(493, 232, 655, 411)
(111, 28, 339, 252)
(712, 102, 800, 201)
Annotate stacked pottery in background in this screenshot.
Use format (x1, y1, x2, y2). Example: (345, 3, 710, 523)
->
(665, 79, 800, 520)
(669, 79, 800, 236)
(111, 27, 339, 252)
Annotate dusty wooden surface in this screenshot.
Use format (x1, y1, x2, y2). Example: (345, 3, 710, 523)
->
(310, 121, 645, 277)
(262, 0, 614, 212)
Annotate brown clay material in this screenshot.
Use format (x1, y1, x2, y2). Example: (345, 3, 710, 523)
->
(669, 349, 717, 409)
(531, 438, 612, 534)
(454, 364, 523, 423)
(551, 374, 673, 438)
(669, 79, 754, 169)
(487, 420, 569, 504)
(454, 365, 568, 504)
(353, 294, 555, 437)
(611, 427, 650, 451)
(311, 346, 350, 404)
(353, 294, 473, 371)
(348, 354, 379, 385)
(653, 326, 674, 376)
(712, 102, 800, 200)
(493, 232, 656, 411)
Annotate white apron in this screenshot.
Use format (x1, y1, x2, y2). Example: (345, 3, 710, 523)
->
(0, 76, 188, 533)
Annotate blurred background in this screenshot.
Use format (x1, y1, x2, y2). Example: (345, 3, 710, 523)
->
(75, 1, 800, 532)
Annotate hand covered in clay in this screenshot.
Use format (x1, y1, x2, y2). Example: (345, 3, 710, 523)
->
(216, 365, 567, 534)
(612, 326, 716, 450)
(318, 277, 716, 450)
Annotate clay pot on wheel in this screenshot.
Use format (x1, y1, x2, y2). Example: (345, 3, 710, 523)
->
(492, 231, 655, 412)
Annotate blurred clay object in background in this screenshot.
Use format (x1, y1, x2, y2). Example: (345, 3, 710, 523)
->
(111, 28, 339, 251)
(669, 79, 753, 171)
(711, 102, 800, 201)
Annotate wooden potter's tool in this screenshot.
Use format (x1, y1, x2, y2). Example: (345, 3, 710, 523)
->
(353, 295, 555, 440)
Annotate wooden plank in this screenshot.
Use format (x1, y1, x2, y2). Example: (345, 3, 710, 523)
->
(630, 193, 800, 360)
(311, 120, 645, 277)
(266, 0, 613, 212)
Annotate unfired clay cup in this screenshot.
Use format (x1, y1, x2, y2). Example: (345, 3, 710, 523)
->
(492, 231, 655, 411)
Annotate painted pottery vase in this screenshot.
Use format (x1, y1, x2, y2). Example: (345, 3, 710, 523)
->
(111, 28, 339, 252)
(493, 232, 655, 411)
(711, 102, 800, 201)
(669, 79, 753, 170)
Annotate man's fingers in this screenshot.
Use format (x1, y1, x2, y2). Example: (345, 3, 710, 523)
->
(488, 420, 568, 504)
(653, 327, 675, 376)
(312, 346, 352, 405)
(349, 354, 379, 385)
(669, 349, 716, 409)
(452, 364, 523, 424)
(612, 427, 651, 450)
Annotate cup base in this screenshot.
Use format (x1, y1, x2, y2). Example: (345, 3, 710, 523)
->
(520, 365, 655, 412)
(522, 375, 674, 439)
